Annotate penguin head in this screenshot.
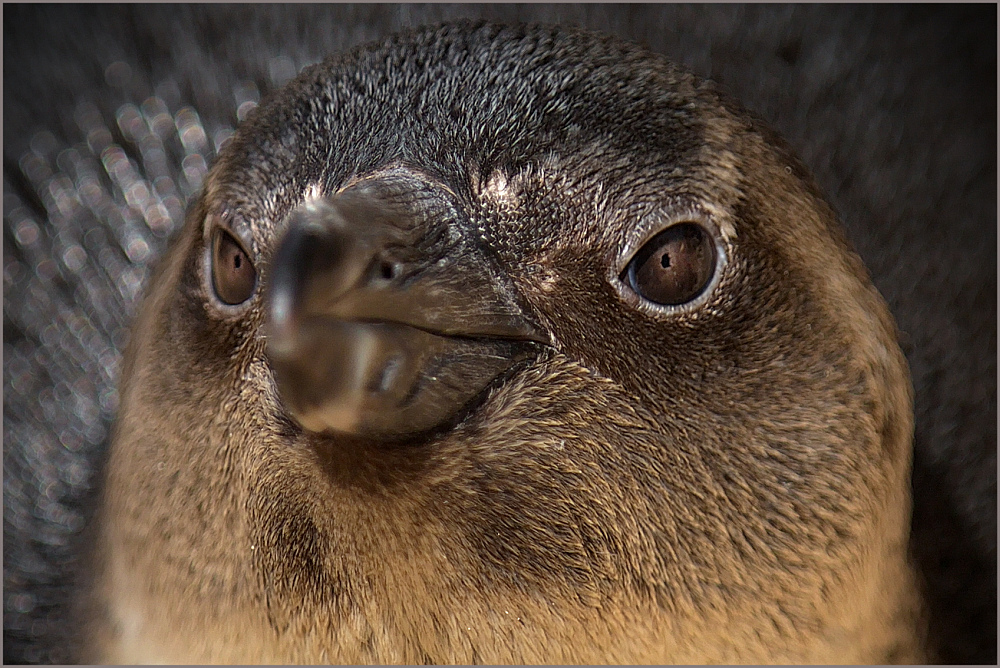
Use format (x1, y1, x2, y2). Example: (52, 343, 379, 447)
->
(101, 22, 918, 663)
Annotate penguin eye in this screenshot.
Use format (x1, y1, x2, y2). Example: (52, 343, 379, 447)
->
(622, 223, 717, 306)
(211, 228, 257, 305)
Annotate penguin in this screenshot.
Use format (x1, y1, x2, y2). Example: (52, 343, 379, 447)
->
(77, 22, 927, 663)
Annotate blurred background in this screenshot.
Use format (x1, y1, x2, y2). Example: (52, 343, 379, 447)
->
(3, 5, 995, 664)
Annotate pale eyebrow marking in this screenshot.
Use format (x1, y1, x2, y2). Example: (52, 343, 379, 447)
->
(303, 182, 324, 203)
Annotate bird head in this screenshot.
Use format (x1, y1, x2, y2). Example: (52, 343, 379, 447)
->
(95, 22, 919, 663)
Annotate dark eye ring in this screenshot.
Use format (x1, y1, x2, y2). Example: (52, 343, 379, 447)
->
(621, 222, 718, 306)
(211, 227, 257, 305)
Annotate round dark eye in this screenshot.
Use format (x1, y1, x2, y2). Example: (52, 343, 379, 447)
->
(622, 223, 717, 306)
(212, 228, 257, 305)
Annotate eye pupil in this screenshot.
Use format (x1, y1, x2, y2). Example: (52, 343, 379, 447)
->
(622, 222, 717, 306)
(212, 228, 257, 305)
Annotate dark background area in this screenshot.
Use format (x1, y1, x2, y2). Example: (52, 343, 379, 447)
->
(3, 4, 995, 664)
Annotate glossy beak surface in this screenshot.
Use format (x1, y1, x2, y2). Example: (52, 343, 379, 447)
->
(266, 173, 547, 439)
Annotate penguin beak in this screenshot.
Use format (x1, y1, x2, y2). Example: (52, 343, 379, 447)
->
(265, 174, 548, 440)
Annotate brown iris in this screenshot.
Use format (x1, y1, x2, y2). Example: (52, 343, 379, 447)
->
(211, 227, 257, 305)
(622, 223, 716, 306)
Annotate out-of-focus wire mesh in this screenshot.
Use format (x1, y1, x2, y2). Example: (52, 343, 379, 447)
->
(3, 4, 995, 664)
(3, 54, 276, 668)
(3, 9, 317, 660)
